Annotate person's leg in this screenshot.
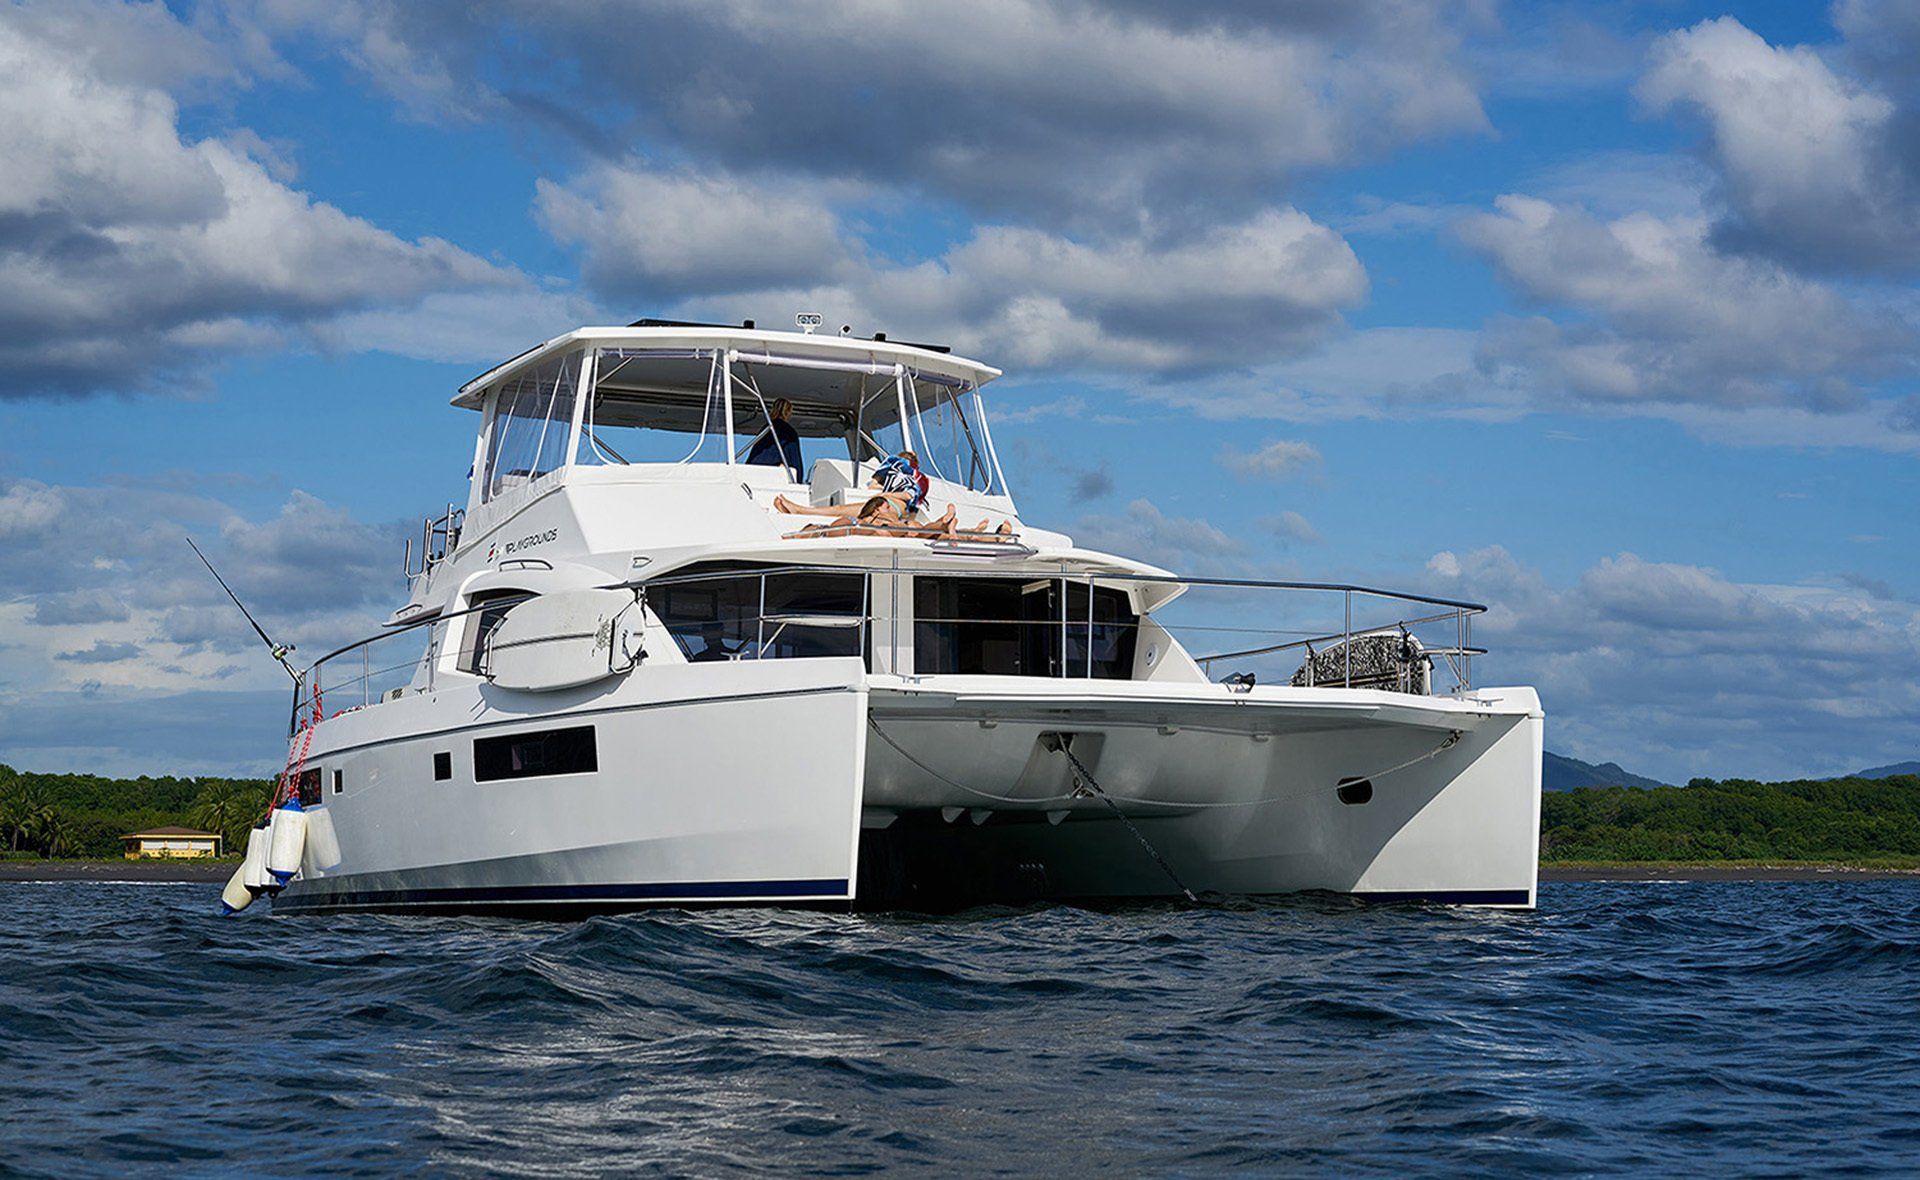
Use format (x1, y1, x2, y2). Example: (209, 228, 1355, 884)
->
(772, 494, 852, 516)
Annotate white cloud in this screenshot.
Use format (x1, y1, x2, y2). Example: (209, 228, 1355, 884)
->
(0, 4, 519, 397)
(1639, 15, 1920, 272)
(1220, 440, 1323, 480)
(1263, 510, 1322, 545)
(1457, 195, 1916, 411)
(255, 0, 1489, 226)
(1424, 545, 1920, 781)
(0, 478, 402, 707)
(545, 161, 1368, 372)
(535, 164, 855, 298)
(1070, 499, 1241, 569)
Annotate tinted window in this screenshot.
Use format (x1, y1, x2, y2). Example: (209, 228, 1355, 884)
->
(652, 566, 864, 663)
(295, 768, 322, 806)
(474, 726, 598, 782)
(914, 578, 1044, 676)
(433, 752, 452, 781)
(914, 578, 1137, 679)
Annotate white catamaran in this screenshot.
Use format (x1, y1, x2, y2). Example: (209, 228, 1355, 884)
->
(225, 317, 1543, 915)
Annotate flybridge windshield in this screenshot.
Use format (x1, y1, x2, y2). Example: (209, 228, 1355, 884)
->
(565, 346, 1007, 493)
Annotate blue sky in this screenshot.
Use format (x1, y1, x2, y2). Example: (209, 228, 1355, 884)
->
(0, 0, 1915, 782)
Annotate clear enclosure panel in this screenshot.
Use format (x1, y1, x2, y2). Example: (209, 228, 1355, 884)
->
(484, 350, 582, 501)
(576, 349, 739, 467)
(905, 378, 994, 492)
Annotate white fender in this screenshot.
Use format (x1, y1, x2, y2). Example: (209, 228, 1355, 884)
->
(301, 805, 343, 874)
(242, 826, 273, 895)
(219, 864, 254, 914)
(484, 588, 643, 691)
(266, 798, 308, 883)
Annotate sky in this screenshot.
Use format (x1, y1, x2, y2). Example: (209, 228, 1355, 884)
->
(0, 0, 1915, 783)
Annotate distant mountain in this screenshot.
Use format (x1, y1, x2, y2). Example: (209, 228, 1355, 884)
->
(1849, 761, 1920, 780)
(1543, 751, 1668, 792)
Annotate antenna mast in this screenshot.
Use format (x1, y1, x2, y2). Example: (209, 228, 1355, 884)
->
(185, 537, 299, 679)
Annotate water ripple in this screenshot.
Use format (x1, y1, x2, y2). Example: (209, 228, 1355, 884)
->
(3, 881, 1919, 1175)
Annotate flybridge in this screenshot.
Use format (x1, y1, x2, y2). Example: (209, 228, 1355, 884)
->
(448, 321, 1011, 510)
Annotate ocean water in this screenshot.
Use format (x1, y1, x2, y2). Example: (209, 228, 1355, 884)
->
(2, 882, 1918, 1176)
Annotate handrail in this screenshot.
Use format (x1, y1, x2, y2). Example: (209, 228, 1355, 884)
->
(295, 561, 1489, 735)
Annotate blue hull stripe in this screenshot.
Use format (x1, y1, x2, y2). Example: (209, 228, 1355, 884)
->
(275, 877, 850, 912)
(1354, 888, 1532, 906)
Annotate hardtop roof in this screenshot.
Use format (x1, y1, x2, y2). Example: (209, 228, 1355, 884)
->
(452, 325, 1002, 410)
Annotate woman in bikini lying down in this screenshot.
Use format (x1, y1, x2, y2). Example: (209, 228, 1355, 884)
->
(784, 496, 1015, 541)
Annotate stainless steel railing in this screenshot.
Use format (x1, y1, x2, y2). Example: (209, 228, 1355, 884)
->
(291, 563, 1487, 734)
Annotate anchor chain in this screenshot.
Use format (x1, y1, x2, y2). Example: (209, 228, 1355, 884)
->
(1046, 736, 1198, 904)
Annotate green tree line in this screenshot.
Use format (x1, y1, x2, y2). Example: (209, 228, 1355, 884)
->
(0, 764, 272, 859)
(5, 762, 1919, 864)
(1542, 774, 1920, 862)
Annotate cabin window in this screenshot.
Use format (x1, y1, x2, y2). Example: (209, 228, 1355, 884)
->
(650, 564, 865, 663)
(482, 350, 582, 502)
(914, 578, 1137, 679)
(433, 752, 452, 781)
(474, 726, 598, 782)
(296, 768, 322, 806)
(459, 590, 535, 674)
(332, 769, 344, 795)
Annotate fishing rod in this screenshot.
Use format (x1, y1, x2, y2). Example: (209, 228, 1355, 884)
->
(185, 536, 299, 680)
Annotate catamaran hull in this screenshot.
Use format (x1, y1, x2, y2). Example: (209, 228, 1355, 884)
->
(273, 666, 1542, 915)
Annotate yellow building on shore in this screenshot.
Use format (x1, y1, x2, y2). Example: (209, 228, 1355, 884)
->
(120, 827, 224, 859)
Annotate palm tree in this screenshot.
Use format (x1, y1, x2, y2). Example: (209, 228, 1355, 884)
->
(1, 782, 52, 855)
(26, 807, 67, 858)
(191, 782, 259, 856)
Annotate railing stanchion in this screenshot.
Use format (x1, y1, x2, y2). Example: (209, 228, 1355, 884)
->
(757, 572, 767, 659)
(363, 643, 370, 706)
(1343, 590, 1352, 687)
(1086, 572, 1095, 679)
(1058, 571, 1067, 678)
(1464, 611, 1473, 692)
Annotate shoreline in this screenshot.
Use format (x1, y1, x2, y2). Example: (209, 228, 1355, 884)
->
(1541, 864, 1920, 882)
(5, 861, 1919, 886)
(0, 860, 234, 882)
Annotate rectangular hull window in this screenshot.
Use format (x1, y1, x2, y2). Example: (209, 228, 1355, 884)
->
(474, 726, 599, 782)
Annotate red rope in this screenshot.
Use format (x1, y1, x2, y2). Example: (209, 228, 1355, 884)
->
(274, 680, 323, 810)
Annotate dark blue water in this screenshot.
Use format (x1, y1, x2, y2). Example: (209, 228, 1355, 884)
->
(3, 882, 1918, 1176)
